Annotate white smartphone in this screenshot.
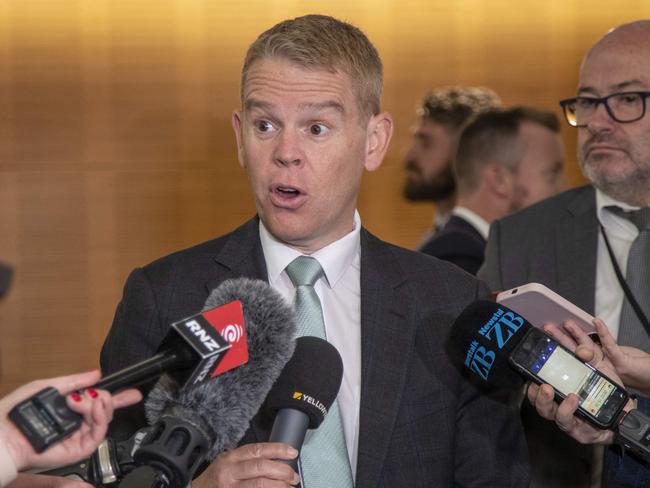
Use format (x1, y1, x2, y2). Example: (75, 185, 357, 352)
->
(495, 282, 596, 335)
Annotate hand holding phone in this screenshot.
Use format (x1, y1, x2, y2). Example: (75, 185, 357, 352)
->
(524, 319, 635, 436)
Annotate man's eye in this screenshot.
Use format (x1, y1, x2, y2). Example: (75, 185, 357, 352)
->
(309, 124, 329, 136)
(576, 98, 597, 109)
(616, 93, 641, 105)
(256, 120, 275, 132)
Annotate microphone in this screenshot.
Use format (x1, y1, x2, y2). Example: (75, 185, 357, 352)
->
(9, 300, 237, 453)
(119, 277, 297, 487)
(447, 299, 531, 390)
(266, 336, 344, 472)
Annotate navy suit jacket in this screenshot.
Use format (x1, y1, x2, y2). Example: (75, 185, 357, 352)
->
(480, 185, 650, 488)
(420, 216, 486, 275)
(101, 217, 530, 487)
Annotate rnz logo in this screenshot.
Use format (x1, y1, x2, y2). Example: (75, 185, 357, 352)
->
(222, 324, 244, 344)
(464, 309, 524, 381)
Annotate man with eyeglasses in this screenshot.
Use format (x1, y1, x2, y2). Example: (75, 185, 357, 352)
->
(479, 20, 650, 488)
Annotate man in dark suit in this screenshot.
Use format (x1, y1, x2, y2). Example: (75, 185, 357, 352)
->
(423, 107, 566, 275)
(402, 86, 501, 244)
(101, 15, 530, 487)
(480, 20, 650, 488)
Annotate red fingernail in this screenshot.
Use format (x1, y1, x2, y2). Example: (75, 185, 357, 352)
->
(70, 393, 82, 402)
(87, 388, 98, 399)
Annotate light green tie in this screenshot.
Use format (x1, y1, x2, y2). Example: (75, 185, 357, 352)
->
(285, 256, 354, 488)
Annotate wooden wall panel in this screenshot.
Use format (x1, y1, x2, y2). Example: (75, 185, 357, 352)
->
(1, 0, 650, 393)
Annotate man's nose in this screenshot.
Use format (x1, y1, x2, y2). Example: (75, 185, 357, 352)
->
(274, 130, 302, 166)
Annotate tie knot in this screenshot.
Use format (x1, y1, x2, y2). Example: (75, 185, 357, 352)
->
(607, 206, 650, 231)
(285, 256, 324, 287)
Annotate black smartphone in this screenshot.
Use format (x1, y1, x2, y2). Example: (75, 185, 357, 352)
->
(510, 327, 629, 429)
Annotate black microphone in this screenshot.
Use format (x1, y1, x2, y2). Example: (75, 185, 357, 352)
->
(9, 302, 233, 453)
(266, 336, 344, 472)
(119, 278, 297, 487)
(447, 299, 531, 390)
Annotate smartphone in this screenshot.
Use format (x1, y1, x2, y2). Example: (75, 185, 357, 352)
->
(510, 327, 629, 429)
(496, 282, 596, 335)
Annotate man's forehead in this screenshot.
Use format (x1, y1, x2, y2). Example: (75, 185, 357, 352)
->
(578, 42, 650, 94)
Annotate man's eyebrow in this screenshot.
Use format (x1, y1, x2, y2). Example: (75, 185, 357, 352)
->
(244, 99, 274, 112)
(578, 79, 647, 96)
(297, 101, 345, 114)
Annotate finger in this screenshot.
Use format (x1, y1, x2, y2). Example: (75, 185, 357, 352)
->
(574, 344, 596, 363)
(110, 388, 143, 409)
(48, 370, 102, 395)
(526, 382, 540, 405)
(594, 319, 623, 361)
(229, 457, 299, 484)
(554, 393, 580, 432)
(226, 443, 299, 463)
(542, 323, 578, 351)
(563, 320, 593, 347)
(532, 384, 558, 420)
(85, 393, 110, 448)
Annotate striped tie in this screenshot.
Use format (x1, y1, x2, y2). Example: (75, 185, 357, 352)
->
(608, 206, 650, 353)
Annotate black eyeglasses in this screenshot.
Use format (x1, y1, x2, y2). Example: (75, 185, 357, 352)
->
(559, 91, 650, 127)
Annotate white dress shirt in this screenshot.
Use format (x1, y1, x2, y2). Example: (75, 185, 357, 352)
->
(259, 212, 362, 478)
(451, 206, 490, 240)
(594, 189, 641, 339)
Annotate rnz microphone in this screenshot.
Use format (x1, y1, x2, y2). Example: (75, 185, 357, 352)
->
(9, 304, 232, 453)
(118, 278, 298, 488)
(266, 336, 344, 472)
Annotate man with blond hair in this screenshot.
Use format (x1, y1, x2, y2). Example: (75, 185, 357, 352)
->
(481, 20, 650, 488)
(102, 15, 529, 487)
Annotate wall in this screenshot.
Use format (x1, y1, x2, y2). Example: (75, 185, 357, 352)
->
(1, 0, 649, 393)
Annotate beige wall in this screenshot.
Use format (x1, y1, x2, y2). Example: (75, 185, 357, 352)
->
(1, 1, 649, 394)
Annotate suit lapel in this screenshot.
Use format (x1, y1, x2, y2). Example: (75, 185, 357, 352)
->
(555, 186, 598, 314)
(207, 217, 268, 293)
(355, 230, 413, 488)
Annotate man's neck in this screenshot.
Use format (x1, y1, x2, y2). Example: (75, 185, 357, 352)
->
(434, 195, 456, 218)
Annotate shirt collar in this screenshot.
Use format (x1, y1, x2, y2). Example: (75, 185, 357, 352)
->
(259, 210, 361, 288)
(451, 206, 490, 240)
(595, 188, 640, 236)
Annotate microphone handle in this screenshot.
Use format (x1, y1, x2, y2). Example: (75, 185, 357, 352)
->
(269, 408, 310, 471)
(95, 350, 183, 393)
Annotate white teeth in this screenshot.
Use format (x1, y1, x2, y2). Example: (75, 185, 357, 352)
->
(278, 186, 299, 193)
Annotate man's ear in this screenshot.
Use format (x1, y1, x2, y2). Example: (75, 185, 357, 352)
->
(364, 112, 394, 172)
(231, 110, 245, 168)
(484, 163, 515, 199)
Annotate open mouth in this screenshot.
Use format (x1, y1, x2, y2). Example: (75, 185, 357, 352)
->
(275, 185, 302, 197)
(270, 184, 307, 209)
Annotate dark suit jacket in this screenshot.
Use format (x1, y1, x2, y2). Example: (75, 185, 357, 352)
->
(420, 216, 486, 275)
(479, 185, 650, 488)
(101, 217, 530, 487)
